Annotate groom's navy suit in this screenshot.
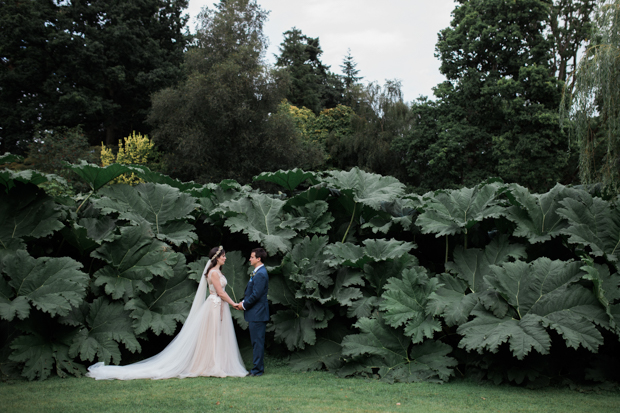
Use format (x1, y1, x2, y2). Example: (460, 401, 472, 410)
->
(242, 264, 269, 376)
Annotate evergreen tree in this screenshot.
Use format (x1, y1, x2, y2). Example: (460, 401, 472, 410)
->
(0, 0, 189, 154)
(340, 48, 362, 89)
(275, 27, 343, 113)
(395, 0, 575, 193)
(148, 0, 319, 184)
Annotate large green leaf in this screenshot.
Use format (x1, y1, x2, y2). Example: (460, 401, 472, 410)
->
(0, 183, 64, 250)
(0, 168, 66, 192)
(0, 250, 88, 321)
(9, 326, 85, 381)
(341, 314, 456, 383)
(379, 266, 442, 343)
(329, 267, 364, 308)
(68, 297, 140, 365)
(458, 258, 609, 359)
(446, 234, 526, 293)
(91, 224, 178, 299)
(503, 183, 581, 243)
(557, 192, 620, 262)
(362, 197, 419, 234)
(428, 235, 524, 327)
(324, 239, 416, 268)
(253, 168, 319, 191)
(416, 181, 504, 237)
(268, 275, 333, 350)
(64, 161, 140, 192)
(222, 193, 301, 255)
(426, 273, 479, 327)
(0, 152, 24, 164)
(129, 165, 203, 192)
(290, 200, 334, 234)
(94, 183, 199, 247)
(580, 259, 620, 332)
(125, 254, 197, 336)
(289, 323, 350, 372)
(280, 236, 334, 303)
(321, 167, 405, 210)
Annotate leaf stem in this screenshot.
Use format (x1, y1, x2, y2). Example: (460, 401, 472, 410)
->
(342, 202, 357, 243)
(76, 191, 94, 214)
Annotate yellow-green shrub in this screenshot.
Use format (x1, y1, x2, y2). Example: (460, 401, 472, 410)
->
(101, 132, 160, 185)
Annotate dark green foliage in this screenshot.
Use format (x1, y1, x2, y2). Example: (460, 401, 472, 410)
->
(275, 27, 344, 113)
(1, 162, 620, 386)
(149, 0, 315, 184)
(395, 0, 577, 193)
(0, 0, 189, 153)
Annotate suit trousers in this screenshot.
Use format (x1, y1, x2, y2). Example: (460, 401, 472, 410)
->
(248, 321, 266, 375)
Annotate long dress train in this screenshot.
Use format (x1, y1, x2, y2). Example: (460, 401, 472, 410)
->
(86, 265, 248, 380)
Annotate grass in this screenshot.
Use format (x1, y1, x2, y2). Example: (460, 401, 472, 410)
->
(1, 358, 620, 413)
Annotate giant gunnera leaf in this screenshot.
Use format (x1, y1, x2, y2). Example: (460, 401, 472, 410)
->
(324, 239, 416, 268)
(341, 314, 457, 383)
(0, 183, 64, 251)
(66, 297, 140, 365)
(416, 181, 504, 237)
(321, 167, 406, 210)
(458, 258, 609, 359)
(427, 235, 527, 327)
(280, 236, 334, 303)
(503, 183, 581, 243)
(557, 191, 620, 263)
(289, 322, 351, 372)
(0, 168, 66, 192)
(0, 250, 89, 321)
(379, 266, 442, 343)
(254, 168, 319, 191)
(64, 161, 141, 192)
(9, 315, 85, 381)
(91, 224, 178, 299)
(95, 183, 199, 247)
(221, 193, 303, 255)
(125, 254, 197, 336)
(268, 275, 333, 351)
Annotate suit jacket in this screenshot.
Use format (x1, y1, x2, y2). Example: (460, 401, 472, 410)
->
(243, 265, 269, 322)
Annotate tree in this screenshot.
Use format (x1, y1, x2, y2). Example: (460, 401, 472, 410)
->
(275, 28, 344, 113)
(340, 48, 362, 89)
(548, 0, 596, 89)
(148, 0, 317, 184)
(395, 0, 575, 193)
(564, 0, 620, 194)
(328, 80, 410, 180)
(0, 0, 188, 154)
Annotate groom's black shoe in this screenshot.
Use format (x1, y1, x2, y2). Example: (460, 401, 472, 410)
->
(250, 372, 263, 377)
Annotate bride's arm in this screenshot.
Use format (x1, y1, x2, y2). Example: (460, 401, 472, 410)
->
(209, 270, 236, 306)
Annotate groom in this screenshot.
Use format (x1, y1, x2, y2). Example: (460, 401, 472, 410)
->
(236, 247, 269, 376)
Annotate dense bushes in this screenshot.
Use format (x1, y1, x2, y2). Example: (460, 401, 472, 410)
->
(0, 160, 619, 386)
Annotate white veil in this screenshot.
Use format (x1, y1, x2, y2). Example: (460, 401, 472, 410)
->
(86, 259, 214, 380)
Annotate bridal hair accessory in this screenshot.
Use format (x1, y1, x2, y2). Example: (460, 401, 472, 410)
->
(211, 245, 223, 262)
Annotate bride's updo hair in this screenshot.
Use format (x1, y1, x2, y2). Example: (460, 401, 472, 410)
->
(208, 246, 225, 264)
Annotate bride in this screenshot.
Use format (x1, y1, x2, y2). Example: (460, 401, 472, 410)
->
(86, 246, 248, 379)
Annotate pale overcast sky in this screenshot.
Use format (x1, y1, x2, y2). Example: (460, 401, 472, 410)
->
(185, 0, 457, 103)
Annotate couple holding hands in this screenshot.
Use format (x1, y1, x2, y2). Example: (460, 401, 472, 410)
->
(87, 247, 268, 380)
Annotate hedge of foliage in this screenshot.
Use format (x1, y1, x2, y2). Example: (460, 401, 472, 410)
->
(1, 153, 619, 386)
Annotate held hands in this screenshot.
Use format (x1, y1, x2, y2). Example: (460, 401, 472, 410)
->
(232, 302, 243, 310)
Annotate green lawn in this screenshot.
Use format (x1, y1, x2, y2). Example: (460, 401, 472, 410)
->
(1, 359, 619, 413)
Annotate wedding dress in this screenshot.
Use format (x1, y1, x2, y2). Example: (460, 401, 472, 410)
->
(86, 261, 248, 380)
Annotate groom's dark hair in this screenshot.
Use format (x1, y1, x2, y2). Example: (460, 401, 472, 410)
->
(252, 247, 267, 262)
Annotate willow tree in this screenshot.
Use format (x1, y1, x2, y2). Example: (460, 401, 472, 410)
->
(567, 0, 620, 194)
